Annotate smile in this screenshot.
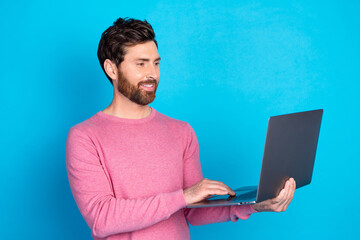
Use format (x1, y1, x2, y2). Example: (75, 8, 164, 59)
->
(140, 83, 155, 91)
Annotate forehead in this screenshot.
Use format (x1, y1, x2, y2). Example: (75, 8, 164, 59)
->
(123, 41, 159, 60)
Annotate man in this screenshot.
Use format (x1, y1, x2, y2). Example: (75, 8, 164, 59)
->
(66, 17, 296, 240)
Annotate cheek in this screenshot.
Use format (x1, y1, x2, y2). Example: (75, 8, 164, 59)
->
(123, 69, 144, 81)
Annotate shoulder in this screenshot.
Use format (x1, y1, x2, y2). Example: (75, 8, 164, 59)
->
(67, 112, 101, 139)
(155, 110, 192, 128)
(154, 110, 198, 154)
(154, 110, 196, 138)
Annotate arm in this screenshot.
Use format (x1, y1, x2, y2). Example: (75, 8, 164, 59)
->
(182, 124, 256, 225)
(66, 128, 186, 238)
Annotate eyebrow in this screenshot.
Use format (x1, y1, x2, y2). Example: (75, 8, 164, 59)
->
(135, 57, 161, 62)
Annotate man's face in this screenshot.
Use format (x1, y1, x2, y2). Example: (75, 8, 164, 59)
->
(116, 41, 160, 105)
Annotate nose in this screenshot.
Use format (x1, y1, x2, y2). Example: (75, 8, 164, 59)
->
(146, 64, 159, 80)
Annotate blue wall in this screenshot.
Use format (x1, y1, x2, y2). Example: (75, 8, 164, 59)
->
(1, 0, 359, 239)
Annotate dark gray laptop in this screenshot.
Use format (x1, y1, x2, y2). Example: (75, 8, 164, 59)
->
(187, 109, 323, 208)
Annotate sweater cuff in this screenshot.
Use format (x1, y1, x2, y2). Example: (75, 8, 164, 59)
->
(230, 205, 257, 222)
(165, 189, 187, 216)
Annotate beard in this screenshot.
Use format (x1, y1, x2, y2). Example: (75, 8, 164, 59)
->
(116, 72, 158, 106)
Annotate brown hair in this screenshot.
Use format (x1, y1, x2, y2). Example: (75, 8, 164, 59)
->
(97, 17, 158, 85)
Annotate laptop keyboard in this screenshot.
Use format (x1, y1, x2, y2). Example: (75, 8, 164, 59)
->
(231, 190, 257, 202)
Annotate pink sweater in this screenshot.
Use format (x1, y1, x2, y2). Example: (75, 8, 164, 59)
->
(66, 108, 256, 239)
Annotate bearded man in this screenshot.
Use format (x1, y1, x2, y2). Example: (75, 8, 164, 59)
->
(66, 17, 295, 240)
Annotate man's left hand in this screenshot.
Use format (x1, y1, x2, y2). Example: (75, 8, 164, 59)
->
(251, 178, 296, 212)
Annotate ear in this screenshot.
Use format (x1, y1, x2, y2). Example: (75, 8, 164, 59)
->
(104, 59, 118, 82)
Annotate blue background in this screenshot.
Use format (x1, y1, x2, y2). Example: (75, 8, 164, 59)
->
(1, 0, 359, 239)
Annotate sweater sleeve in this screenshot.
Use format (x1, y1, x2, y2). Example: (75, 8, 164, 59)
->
(66, 127, 187, 238)
(182, 124, 257, 225)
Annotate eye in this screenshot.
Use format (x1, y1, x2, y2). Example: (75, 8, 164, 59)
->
(136, 62, 145, 66)
(155, 62, 160, 66)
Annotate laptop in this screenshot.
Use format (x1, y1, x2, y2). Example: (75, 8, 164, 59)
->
(187, 109, 323, 208)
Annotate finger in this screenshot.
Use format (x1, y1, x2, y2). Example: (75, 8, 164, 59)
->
(285, 179, 294, 199)
(281, 180, 293, 209)
(206, 185, 234, 196)
(206, 185, 230, 192)
(208, 180, 226, 185)
(282, 178, 296, 209)
(206, 188, 229, 196)
(205, 183, 232, 192)
(210, 180, 236, 191)
(292, 178, 296, 192)
(276, 180, 290, 205)
(287, 178, 295, 199)
(285, 179, 292, 198)
(289, 178, 296, 200)
(207, 180, 236, 195)
(273, 187, 286, 204)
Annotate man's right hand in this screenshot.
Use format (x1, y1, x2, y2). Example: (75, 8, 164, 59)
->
(183, 178, 236, 205)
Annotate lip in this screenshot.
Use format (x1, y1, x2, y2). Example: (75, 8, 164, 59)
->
(140, 83, 155, 91)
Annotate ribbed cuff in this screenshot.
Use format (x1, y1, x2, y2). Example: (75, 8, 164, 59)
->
(230, 205, 257, 222)
(165, 189, 187, 217)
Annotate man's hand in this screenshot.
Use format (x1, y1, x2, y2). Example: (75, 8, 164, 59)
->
(183, 178, 236, 205)
(251, 178, 296, 212)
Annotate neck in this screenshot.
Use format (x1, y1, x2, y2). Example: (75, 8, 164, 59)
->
(102, 89, 152, 119)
